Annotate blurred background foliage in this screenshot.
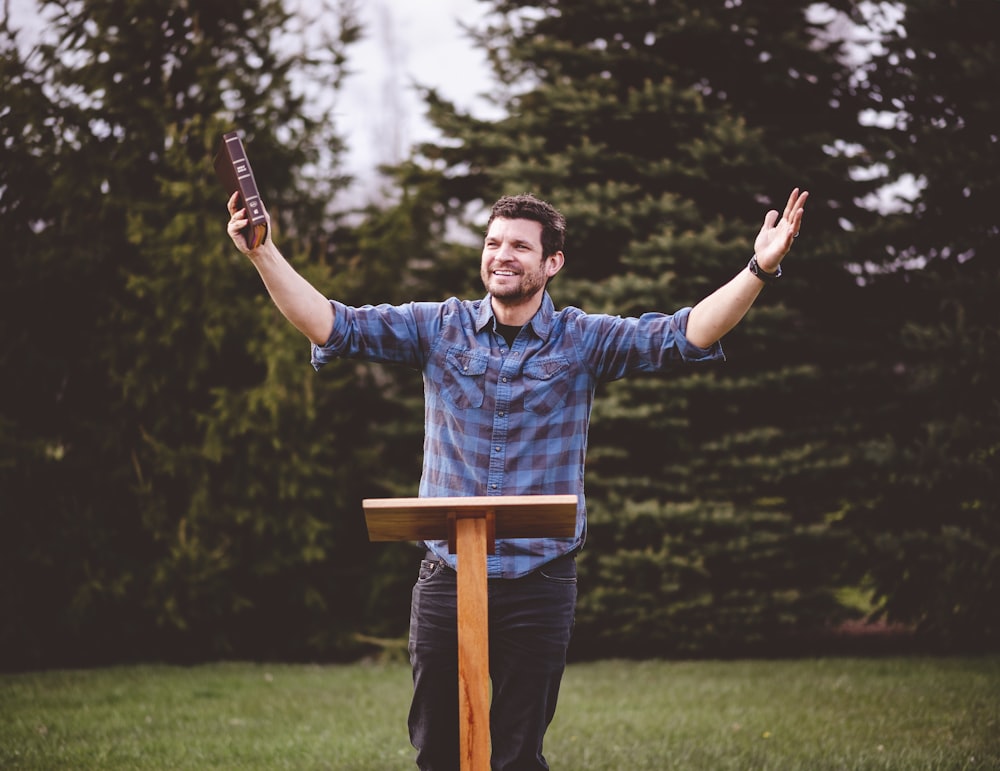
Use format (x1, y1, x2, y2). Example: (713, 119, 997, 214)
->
(1, 0, 997, 669)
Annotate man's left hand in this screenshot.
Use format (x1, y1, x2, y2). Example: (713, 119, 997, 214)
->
(753, 187, 809, 273)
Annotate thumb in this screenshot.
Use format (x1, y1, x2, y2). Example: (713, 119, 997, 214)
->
(756, 210, 778, 241)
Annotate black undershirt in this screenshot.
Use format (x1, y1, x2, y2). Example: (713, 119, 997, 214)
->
(495, 322, 522, 348)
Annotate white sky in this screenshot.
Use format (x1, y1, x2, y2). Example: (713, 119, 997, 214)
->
(333, 0, 497, 200)
(4, 0, 494, 199)
(4, 1, 918, 216)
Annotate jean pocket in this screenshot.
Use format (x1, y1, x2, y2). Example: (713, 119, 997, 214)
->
(538, 557, 577, 585)
(417, 559, 443, 582)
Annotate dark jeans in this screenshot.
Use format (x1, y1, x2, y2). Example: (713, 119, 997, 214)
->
(407, 553, 577, 771)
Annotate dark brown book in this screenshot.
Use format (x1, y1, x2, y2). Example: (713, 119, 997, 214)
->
(214, 130, 268, 249)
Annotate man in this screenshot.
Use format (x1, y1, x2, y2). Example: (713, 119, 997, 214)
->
(227, 187, 807, 770)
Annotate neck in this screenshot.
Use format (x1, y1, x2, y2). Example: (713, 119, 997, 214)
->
(491, 291, 544, 327)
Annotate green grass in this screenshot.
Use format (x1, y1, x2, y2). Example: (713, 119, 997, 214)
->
(2, 657, 998, 770)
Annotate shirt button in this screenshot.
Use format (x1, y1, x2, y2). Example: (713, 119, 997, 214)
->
(495, 446, 501, 452)
(498, 411, 505, 417)
(501, 377, 508, 383)
(491, 483, 498, 489)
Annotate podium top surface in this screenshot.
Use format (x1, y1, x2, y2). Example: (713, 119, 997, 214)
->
(363, 494, 578, 543)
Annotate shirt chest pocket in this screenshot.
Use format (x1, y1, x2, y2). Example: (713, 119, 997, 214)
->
(523, 356, 572, 415)
(442, 348, 489, 409)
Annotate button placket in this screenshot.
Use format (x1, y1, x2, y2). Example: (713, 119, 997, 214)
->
(485, 340, 521, 494)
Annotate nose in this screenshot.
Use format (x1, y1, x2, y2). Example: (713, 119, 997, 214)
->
(494, 241, 517, 262)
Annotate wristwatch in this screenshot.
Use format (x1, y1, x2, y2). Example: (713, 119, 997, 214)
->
(748, 255, 781, 284)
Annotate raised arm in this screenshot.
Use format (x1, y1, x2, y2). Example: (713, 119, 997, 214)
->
(226, 192, 335, 345)
(685, 188, 808, 349)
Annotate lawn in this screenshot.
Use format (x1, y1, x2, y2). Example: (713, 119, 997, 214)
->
(2, 656, 997, 770)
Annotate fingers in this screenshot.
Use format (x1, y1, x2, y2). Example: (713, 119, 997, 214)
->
(782, 188, 808, 239)
(782, 188, 799, 218)
(227, 192, 247, 234)
(792, 192, 807, 238)
(227, 201, 249, 252)
(782, 188, 808, 217)
(766, 188, 808, 228)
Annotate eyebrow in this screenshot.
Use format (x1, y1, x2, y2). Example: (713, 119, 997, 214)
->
(485, 236, 537, 249)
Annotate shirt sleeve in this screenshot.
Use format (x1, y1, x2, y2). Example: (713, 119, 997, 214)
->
(671, 306, 726, 363)
(310, 299, 429, 371)
(575, 305, 725, 382)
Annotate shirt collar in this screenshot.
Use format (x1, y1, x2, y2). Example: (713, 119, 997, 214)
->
(476, 292, 556, 342)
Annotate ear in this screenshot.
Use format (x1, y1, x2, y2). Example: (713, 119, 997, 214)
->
(545, 251, 565, 278)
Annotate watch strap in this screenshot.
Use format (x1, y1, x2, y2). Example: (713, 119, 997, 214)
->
(748, 255, 782, 284)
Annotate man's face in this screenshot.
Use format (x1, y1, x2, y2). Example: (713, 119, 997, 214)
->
(480, 217, 553, 305)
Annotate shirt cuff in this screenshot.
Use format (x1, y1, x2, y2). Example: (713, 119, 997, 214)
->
(310, 300, 344, 370)
(673, 307, 726, 363)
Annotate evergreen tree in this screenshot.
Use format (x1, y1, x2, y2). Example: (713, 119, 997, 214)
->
(842, 0, 1000, 649)
(388, 0, 883, 656)
(0, 14, 121, 667)
(0, 0, 410, 666)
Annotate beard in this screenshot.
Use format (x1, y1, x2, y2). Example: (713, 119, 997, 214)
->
(482, 263, 548, 305)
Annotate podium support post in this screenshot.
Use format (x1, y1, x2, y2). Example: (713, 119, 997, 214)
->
(454, 513, 491, 769)
(363, 495, 577, 771)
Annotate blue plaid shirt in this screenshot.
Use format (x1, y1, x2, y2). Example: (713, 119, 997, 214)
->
(312, 292, 724, 578)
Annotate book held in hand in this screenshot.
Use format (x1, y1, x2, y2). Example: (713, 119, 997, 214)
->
(214, 130, 268, 249)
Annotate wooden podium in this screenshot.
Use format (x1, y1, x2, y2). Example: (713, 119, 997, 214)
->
(363, 494, 578, 771)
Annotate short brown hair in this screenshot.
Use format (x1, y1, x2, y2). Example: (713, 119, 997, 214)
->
(487, 194, 566, 258)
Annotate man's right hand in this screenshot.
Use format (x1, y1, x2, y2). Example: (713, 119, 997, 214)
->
(226, 191, 271, 255)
